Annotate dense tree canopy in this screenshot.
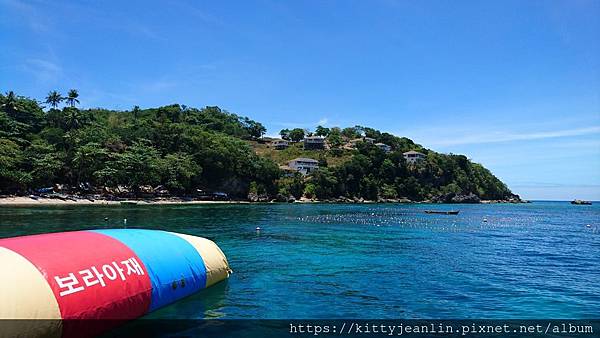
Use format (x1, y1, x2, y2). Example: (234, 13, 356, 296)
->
(0, 90, 515, 202)
(0, 91, 277, 197)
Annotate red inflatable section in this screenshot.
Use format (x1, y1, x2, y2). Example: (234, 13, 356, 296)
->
(1, 231, 152, 336)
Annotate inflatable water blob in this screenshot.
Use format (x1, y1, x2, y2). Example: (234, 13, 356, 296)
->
(0, 229, 231, 338)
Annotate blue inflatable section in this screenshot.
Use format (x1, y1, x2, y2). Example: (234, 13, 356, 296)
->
(93, 229, 207, 311)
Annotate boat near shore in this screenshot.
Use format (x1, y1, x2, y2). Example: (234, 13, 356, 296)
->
(424, 210, 460, 215)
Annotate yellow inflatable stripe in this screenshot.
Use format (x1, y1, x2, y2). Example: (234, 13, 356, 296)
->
(170, 233, 231, 287)
(0, 247, 62, 338)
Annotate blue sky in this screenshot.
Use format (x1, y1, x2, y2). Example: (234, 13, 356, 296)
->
(1, 0, 599, 200)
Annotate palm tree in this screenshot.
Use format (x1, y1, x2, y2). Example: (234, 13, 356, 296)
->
(132, 105, 141, 120)
(1, 91, 18, 117)
(65, 89, 80, 107)
(45, 90, 63, 109)
(66, 107, 85, 130)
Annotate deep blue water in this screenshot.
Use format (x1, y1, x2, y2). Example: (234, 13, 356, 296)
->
(1, 202, 599, 319)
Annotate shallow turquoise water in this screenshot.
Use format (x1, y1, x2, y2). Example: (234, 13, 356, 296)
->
(1, 202, 599, 319)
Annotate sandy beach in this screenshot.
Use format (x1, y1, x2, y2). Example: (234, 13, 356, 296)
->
(0, 196, 249, 206)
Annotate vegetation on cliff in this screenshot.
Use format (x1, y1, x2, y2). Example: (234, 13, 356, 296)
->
(0, 90, 515, 202)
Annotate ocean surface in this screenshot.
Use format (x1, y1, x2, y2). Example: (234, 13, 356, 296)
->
(1, 202, 599, 319)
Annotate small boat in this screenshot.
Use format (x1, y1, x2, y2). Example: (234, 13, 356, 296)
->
(571, 199, 592, 205)
(424, 210, 460, 215)
(120, 201, 139, 206)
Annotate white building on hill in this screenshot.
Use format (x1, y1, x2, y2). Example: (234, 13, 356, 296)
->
(288, 158, 319, 175)
(375, 143, 391, 153)
(403, 150, 425, 163)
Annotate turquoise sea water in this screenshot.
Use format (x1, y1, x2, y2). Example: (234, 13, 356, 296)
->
(1, 202, 599, 319)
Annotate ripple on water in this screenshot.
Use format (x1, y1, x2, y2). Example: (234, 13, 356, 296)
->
(0, 201, 599, 319)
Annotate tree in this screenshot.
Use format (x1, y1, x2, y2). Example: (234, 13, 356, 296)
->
(380, 184, 397, 199)
(160, 152, 202, 192)
(277, 175, 304, 198)
(1, 91, 18, 117)
(246, 120, 266, 139)
(65, 89, 80, 107)
(397, 176, 423, 200)
(288, 128, 305, 142)
(279, 129, 290, 140)
(65, 107, 87, 130)
(0, 138, 30, 192)
(93, 160, 120, 188)
(26, 140, 64, 187)
(303, 183, 317, 199)
(379, 159, 396, 182)
(315, 125, 330, 137)
(363, 127, 381, 140)
(0, 92, 44, 134)
(132, 105, 141, 120)
(115, 140, 162, 194)
(326, 127, 343, 149)
(45, 91, 63, 109)
(341, 126, 361, 139)
(72, 142, 108, 184)
(311, 168, 339, 199)
(360, 174, 379, 200)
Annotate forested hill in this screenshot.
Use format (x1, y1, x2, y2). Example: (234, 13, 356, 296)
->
(0, 91, 518, 202)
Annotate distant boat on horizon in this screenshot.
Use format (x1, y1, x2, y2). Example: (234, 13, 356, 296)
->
(571, 199, 592, 205)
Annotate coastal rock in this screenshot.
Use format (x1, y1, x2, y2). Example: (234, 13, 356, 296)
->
(507, 193, 523, 203)
(275, 193, 288, 202)
(274, 194, 296, 203)
(247, 192, 270, 202)
(433, 192, 480, 204)
(480, 194, 525, 204)
(451, 193, 480, 204)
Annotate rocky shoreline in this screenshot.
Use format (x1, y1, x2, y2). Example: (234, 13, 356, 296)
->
(0, 192, 528, 206)
(249, 192, 528, 204)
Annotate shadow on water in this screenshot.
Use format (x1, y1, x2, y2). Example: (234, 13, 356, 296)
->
(103, 281, 231, 337)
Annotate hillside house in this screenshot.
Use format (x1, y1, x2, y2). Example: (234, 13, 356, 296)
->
(303, 136, 325, 150)
(271, 139, 289, 150)
(347, 136, 376, 149)
(278, 165, 297, 177)
(288, 158, 319, 175)
(403, 150, 425, 164)
(375, 143, 391, 153)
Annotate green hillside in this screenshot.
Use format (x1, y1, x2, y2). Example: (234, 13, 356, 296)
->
(0, 90, 517, 202)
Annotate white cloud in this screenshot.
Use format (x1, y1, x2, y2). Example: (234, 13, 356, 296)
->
(21, 58, 63, 84)
(510, 182, 600, 188)
(420, 126, 600, 147)
(0, 0, 51, 33)
(273, 117, 331, 129)
(139, 80, 177, 92)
